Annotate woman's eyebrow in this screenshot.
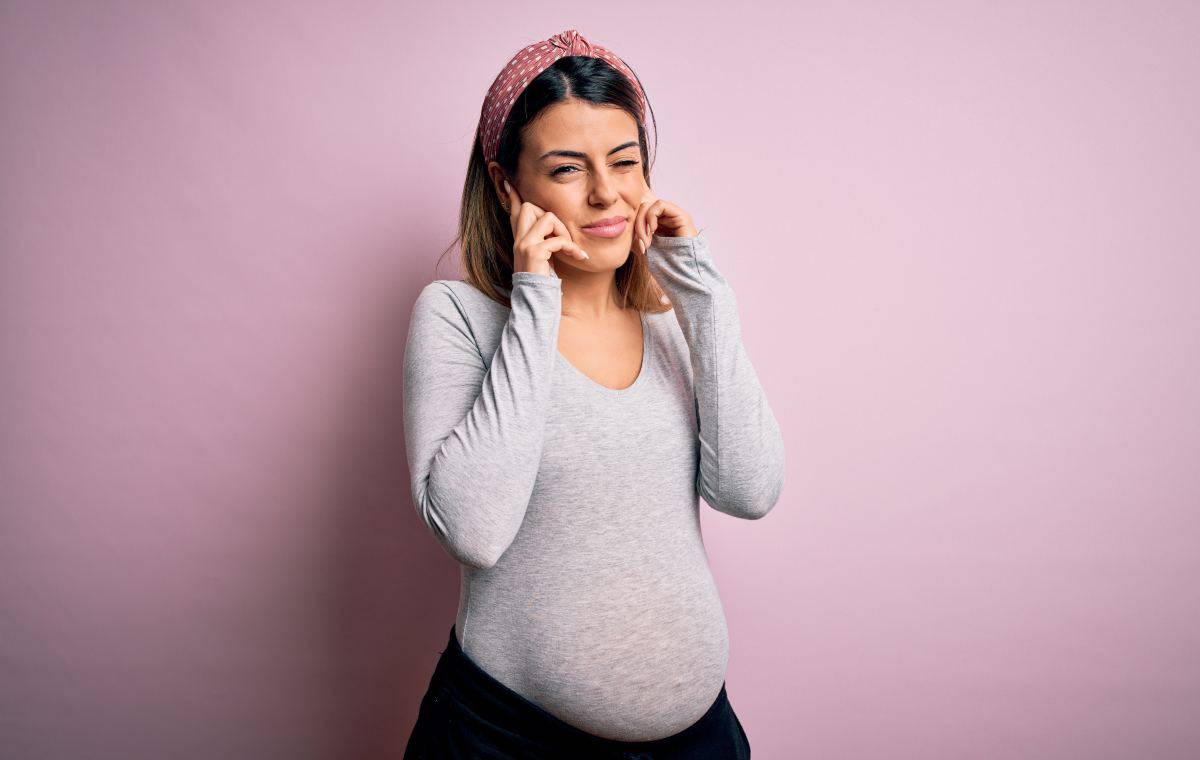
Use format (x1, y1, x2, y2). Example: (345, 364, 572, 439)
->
(537, 141, 639, 161)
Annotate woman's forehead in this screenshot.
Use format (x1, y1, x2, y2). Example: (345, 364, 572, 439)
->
(524, 102, 639, 151)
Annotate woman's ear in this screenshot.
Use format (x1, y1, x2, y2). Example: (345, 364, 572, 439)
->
(487, 161, 510, 205)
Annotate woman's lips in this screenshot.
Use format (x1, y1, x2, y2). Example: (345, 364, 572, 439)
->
(581, 218, 628, 238)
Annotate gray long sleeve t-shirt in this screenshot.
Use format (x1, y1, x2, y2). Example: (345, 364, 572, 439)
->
(402, 229, 786, 741)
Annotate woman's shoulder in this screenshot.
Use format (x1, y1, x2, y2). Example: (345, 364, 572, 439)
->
(410, 278, 509, 344)
(415, 278, 502, 313)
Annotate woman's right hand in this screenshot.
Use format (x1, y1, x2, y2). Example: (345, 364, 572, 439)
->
(504, 179, 589, 278)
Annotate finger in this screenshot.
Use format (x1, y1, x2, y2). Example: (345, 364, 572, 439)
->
(507, 181, 546, 240)
(527, 211, 590, 260)
(652, 201, 672, 234)
(633, 198, 653, 254)
(544, 211, 570, 239)
(544, 212, 590, 260)
(648, 199, 670, 238)
(643, 203, 655, 251)
(504, 178, 524, 210)
(525, 209, 560, 241)
(630, 201, 645, 254)
(640, 201, 660, 246)
(641, 193, 659, 237)
(534, 236, 590, 262)
(514, 201, 539, 241)
(504, 179, 518, 220)
(506, 179, 531, 235)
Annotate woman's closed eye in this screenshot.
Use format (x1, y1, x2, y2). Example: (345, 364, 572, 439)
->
(550, 159, 640, 177)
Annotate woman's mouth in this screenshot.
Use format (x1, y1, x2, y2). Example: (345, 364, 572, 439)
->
(581, 217, 628, 238)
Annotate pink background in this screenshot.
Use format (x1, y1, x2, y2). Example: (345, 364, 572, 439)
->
(3, 2, 1198, 758)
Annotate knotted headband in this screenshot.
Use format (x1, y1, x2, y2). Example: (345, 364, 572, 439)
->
(478, 28, 649, 165)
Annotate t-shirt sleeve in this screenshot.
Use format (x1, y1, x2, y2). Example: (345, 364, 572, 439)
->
(402, 273, 563, 567)
(643, 229, 787, 519)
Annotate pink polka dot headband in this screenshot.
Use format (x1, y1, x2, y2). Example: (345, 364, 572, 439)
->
(478, 28, 649, 165)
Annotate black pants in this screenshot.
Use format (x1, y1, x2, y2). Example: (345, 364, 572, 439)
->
(404, 625, 752, 759)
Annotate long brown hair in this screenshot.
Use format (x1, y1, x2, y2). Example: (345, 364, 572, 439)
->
(435, 54, 670, 314)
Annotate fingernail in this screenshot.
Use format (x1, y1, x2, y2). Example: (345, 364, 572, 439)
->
(504, 179, 511, 193)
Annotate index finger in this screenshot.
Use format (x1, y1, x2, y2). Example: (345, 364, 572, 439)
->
(632, 194, 657, 252)
(641, 193, 661, 234)
(504, 179, 523, 223)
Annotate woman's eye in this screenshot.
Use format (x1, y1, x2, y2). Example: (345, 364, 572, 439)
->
(550, 159, 640, 177)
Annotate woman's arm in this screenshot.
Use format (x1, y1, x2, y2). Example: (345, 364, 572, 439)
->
(644, 229, 786, 519)
(402, 273, 562, 568)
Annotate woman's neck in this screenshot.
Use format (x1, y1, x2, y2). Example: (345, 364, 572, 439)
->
(557, 269, 629, 320)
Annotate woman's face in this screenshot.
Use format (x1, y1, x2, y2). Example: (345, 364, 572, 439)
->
(510, 99, 649, 267)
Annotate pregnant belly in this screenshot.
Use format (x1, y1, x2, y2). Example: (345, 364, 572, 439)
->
(465, 551, 731, 741)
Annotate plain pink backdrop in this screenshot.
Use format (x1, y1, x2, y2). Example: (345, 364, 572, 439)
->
(3, 2, 1198, 758)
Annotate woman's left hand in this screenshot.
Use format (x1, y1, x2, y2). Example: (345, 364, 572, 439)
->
(632, 193, 699, 255)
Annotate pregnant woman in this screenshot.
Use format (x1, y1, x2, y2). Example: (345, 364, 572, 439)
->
(402, 28, 786, 759)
